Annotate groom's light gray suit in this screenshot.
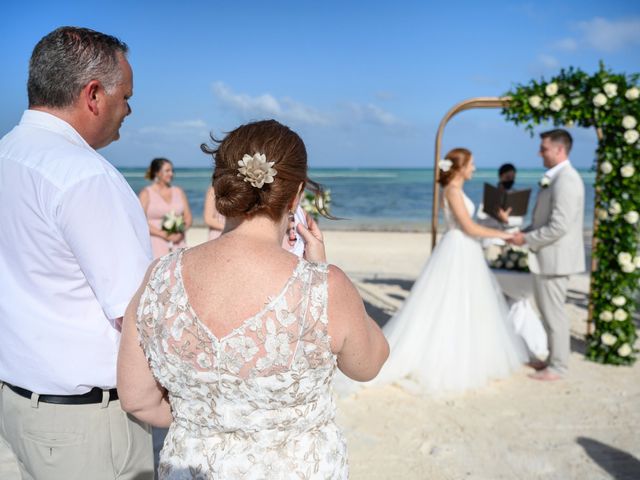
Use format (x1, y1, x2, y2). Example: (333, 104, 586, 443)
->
(525, 161, 585, 374)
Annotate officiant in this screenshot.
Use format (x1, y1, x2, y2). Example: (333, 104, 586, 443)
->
(477, 164, 524, 260)
(477, 163, 523, 228)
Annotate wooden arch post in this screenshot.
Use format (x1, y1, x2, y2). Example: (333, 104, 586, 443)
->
(431, 97, 511, 250)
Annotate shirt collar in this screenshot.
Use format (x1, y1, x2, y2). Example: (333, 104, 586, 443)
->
(19, 109, 95, 152)
(545, 159, 570, 180)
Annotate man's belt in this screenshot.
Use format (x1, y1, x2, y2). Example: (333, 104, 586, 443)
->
(5, 383, 118, 405)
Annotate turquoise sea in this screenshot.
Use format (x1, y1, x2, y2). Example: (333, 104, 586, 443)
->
(120, 168, 596, 231)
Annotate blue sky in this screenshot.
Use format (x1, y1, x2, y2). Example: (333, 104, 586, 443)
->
(2, 1, 639, 168)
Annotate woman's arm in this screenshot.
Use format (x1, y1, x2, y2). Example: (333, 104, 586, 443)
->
(117, 261, 173, 427)
(328, 266, 390, 381)
(203, 186, 225, 231)
(178, 187, 192, 230)
(139, 188, 170, 240)
(445, 187, 512, 239)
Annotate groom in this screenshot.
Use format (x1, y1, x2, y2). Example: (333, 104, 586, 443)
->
(511, 129, 585, 381)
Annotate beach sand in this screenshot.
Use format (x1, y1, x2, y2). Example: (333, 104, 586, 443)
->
(186, 228, 640, 480)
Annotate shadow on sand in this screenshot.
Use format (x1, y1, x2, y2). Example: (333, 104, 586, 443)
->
(577, 437, 640, 480)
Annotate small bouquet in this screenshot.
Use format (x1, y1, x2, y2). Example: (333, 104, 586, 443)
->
(300, 189, 332, 220)
(488, 245, 529, 272)
(162, 211, 185, 251)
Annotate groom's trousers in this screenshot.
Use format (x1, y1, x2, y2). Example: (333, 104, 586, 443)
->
(532, 274, 570, 374)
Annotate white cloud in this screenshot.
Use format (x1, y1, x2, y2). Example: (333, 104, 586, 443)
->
(347, 102, 403, 127)
(537, 54, 560, 70)
(212, 82, 329, 126)
(576, 17, 640, 52)
(553, 37, 578, 52)
(211, 81, 406, 130)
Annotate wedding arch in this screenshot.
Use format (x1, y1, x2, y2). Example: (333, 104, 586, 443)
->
(431, 65, 639, 365)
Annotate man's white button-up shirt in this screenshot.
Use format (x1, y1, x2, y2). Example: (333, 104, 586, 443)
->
(0, 110, 152, 395)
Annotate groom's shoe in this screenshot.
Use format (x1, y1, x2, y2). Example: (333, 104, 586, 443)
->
(527, 360, 548, 371)
(528, 368, 562, 381)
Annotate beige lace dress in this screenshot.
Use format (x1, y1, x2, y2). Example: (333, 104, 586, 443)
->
(136, 249, 348, 479)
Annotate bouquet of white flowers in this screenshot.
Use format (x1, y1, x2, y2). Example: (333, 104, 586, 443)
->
(162, 211, 185, 235)
(488, 245, 529, 272)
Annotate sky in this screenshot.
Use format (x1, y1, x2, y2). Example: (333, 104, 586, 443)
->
(1, 0, 639, 169)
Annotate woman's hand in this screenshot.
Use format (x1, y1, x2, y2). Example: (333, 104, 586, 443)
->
(499, 231, 514, 242)
(496, 207, 512, 224)
(168, 232, 184, 243)
(296, 213, 326, 263)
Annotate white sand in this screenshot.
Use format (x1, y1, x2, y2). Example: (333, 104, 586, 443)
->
(187, 228, 640, 479)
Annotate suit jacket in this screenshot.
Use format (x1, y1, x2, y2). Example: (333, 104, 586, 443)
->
(525, 164, 586, 276)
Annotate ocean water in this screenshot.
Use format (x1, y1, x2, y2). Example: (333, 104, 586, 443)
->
(120, 167, 596, 231)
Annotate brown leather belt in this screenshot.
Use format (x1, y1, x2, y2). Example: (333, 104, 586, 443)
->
(5, 383, 118, 405)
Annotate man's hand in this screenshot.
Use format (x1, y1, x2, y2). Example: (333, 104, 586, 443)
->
(509, 232, 526, 246)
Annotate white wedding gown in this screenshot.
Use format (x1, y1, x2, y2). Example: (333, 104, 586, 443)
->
(372, 191, 528, 394)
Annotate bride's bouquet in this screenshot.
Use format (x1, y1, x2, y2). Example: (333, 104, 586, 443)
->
(488, 245, 529, 272)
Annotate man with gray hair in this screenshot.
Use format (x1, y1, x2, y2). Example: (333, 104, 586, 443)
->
(0, 27, 153, 479)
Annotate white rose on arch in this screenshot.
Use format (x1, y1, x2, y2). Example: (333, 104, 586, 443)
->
(624, 211, 639, 224)
(622, 115, 638, 130)
(625, 87, 640, 100)
(608, 200, 622, 216)
(618, 251, 633, 266)
(545, 82, 559, 96)
(599, 310, 613, 322)
(635, 256, 640, 268)
(528, 95, 542, 109)
(623, 129, 639, 145)
(618, 343, 632, 357)
(611, 295, 627, 307)
(549, 97, 564, 112)
(621, 263, 636, 273)
(593, 93, 608, 107)
(613, 309, 628, 321)
(599, 161, 613, 174)
(603, 83, 618, 98)
(601, 332, 617, 346)
(620, 163, 636, 177)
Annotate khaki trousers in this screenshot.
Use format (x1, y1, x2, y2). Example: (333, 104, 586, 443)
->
(0, 383, 153, 480)
(532, 274, 570, 375)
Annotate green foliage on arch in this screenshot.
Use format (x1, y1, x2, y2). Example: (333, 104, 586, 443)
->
(502, 64, 639, 365)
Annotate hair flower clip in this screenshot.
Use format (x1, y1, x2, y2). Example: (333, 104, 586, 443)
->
(237, 153, 277, 188)
(439, 159, 453, 172)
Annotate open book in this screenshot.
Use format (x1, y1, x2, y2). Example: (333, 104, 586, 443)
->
(482, 183, 531, 222)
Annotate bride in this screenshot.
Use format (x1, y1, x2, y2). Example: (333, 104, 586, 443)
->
(373, 147, 528, 393)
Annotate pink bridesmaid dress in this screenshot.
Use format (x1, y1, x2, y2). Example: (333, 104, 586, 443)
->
(145, 186, 187, 258)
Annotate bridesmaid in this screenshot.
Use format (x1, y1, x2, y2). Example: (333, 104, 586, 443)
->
(203, 185, 225, 240)
(139, 158, 192, 258)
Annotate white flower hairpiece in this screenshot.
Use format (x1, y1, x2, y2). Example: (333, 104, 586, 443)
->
(439, 159, 453, 172)
(237, 153, 277, 188)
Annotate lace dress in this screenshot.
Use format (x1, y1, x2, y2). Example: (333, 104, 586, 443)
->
(136, 250, 348, 479)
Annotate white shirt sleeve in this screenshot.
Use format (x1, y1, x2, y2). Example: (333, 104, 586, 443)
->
(57, 174, 153, 319)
